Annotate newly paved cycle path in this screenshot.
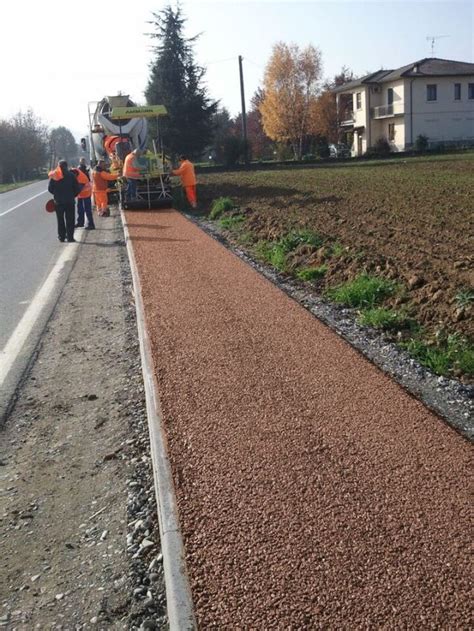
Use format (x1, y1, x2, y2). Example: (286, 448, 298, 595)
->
(126, 209, 471, 628)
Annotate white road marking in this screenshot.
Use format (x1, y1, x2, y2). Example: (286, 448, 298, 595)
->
(0, 190, 48, 218)
(0, 242, 79, 388)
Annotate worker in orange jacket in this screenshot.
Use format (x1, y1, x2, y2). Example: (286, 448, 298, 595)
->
(123, 149, 144, 201)
(172, 155, 197, 208)
(71, 167, 94, 229)
(92, 159, 118, 217)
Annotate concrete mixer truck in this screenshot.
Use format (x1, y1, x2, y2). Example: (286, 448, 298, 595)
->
(86, 95, 172, 209)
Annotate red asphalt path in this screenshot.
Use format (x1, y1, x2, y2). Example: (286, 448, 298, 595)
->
(127, 209, 472, 628)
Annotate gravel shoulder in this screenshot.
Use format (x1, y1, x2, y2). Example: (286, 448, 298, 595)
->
(0, 212, 166, 629)
(127, 208, 472, 629)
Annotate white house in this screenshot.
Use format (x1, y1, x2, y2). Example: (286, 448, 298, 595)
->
(333, 58, 474, 155)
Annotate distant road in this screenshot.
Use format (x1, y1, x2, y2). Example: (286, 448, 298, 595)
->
(0, 181, 56, 348)
(0, 181, 80, 419)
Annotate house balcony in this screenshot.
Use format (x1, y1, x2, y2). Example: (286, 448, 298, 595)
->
(339, 113, 355, 127)
(372, 102, 404, 119)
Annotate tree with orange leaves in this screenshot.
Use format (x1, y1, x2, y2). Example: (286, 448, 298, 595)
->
(259, 42, 322, 160)
(310, 67, 355, 143)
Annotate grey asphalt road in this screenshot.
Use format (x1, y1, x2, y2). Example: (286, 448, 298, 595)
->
(0, 181, 59, 348)
(0, 180, 80, 421)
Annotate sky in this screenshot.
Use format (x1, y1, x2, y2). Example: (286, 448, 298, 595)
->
(1, 0, 472, 140)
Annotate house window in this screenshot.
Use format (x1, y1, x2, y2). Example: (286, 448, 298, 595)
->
(387, 88, 394, 105)
(454, 83, 461, 100)
(388, 124, 395, 141)
(427, 84, 437, 101)
(356, 92, 362, 109)
(469, 84, 474, 99)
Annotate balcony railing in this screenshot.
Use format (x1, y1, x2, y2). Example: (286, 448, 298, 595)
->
(372, 102, 404, 118)
(340, 113, 355, 126)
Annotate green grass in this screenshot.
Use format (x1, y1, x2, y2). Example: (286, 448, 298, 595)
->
(358, 307, 413, 330)
(279, 229, 324, 251)
(255, 241, 288, 271)
(0, 178, 43, 193)
(296, 265, 328, 282)
(329, 242, 345, 257)
(255, 230, 324, 272)
(455, 288, 474, 309)
(209, 197, 235, 219)
(326, 274, 397, 308)
(219, 214, 245, 230)
(403, 334, 474, 377)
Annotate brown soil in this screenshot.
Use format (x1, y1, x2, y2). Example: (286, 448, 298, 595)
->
(127, 208, 472, 629)
(197, 155, 474, 341)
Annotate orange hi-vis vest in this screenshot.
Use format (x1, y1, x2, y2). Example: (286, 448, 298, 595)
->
(123, 152, 141, 179)
(48, 165, 64, 181)
(92, 168, 118, 192)
(74, 169, 92, 198)
(172, 160, 196, 187)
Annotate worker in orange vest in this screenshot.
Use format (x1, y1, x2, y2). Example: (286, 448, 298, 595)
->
(71, 167, 94, 229)
(123, 149, 144, 201)
(92, 159, 118, 217)
(172, 155, 197, 208)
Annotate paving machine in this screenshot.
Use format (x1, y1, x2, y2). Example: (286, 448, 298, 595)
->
(87, 95, 173, 209)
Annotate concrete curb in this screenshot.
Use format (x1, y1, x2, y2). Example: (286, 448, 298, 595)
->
(120, 207, 197, 630)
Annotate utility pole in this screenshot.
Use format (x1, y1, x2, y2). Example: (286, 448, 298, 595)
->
(238, 55, 249, 165)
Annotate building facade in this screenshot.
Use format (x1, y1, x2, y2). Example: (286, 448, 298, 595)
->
(334, 58, 474, 156)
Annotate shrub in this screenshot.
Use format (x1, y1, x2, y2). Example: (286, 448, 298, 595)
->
(366, 137, 392, 158)
(326, 274, 397, 308)
(222, 137, 245, 166)
(315, 141, 330, 159)
(210, 197, 235, 220)
(414, 134, 429, 153)
(274, 143, 293, 161)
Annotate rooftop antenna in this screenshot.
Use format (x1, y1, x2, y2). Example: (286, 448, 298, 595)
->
(426, 35, 449, 57)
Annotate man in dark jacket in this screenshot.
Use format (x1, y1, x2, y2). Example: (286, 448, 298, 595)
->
(48, 160, 82, 242)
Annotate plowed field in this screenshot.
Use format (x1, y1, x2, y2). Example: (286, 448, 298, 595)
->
(196, 154, 473, 376)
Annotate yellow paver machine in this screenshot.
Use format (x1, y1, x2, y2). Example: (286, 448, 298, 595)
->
(87, 95, 173, 209)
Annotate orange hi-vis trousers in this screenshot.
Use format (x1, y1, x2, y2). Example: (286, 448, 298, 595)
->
(94, 191, 108, 213)
(185, 185, 197, 206)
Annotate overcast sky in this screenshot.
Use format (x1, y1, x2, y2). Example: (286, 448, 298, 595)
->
(1, 0, 472, 140)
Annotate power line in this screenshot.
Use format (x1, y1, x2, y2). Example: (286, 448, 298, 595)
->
(245, 58, 265, 70)
(204, 56, 237, 65)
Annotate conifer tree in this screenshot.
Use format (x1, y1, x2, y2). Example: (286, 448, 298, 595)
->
(145, 5, 217, 159)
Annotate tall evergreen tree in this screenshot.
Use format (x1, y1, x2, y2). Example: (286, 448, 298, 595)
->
(145, 5, 217, 159)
